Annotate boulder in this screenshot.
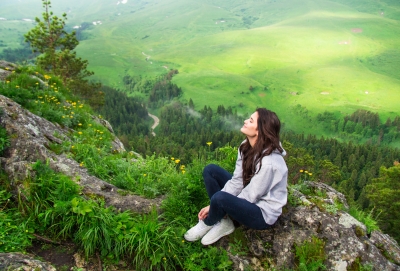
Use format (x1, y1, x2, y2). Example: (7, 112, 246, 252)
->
(220, 182, 400, 270)
(0, 94, 161, 213)
(0, 61, 16, 81)
(0, 253, 56, 271)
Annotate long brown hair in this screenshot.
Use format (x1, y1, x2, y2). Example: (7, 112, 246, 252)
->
(239, 108, 283, 187)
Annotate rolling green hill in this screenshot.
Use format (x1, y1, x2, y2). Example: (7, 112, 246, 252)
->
(1, 0, 400, 140)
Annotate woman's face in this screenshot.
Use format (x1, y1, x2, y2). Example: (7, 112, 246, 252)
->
(241, 111, 258, 138)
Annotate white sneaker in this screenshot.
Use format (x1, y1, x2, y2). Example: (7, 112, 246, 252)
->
(184, 220, 213, 242)
(201, 217, 235, 245)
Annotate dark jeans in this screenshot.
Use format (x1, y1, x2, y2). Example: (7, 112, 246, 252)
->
(202, 164, 271, 230)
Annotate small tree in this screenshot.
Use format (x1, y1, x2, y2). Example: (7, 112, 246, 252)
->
(25, 0, 103, 107)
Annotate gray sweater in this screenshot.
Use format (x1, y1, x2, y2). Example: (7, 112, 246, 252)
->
(221, 146, 288, 225)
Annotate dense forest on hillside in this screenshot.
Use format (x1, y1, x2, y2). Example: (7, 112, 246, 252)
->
(316, 109, 400, 145)
(97, 85, 150, 138)
(0, 44, 36, 63)
(122, 69, 183, 109)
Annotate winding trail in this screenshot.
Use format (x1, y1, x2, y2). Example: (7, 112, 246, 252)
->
(148, 113, 159, 136)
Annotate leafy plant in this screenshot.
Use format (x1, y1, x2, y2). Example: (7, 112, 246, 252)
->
(0, 126, 10, 154)
(183, 245, 232, 271)
(294, 236, 326, 271)
(0, 188, 33, 253)
(348, 207, 380, 234)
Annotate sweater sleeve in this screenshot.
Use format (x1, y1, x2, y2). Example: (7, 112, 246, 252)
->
(236, 163, 275, 203)
(237, 155, 287, 211)
(221, 147, 244, 196)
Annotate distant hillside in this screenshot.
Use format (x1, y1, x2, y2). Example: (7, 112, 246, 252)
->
(1, 0, 400, 143)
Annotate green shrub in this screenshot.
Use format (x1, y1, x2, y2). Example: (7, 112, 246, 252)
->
(0, 189, 33, 252)
(348, 207, 380, 234)
(0, 125, 10, 155)
(294, 236, 326, 271)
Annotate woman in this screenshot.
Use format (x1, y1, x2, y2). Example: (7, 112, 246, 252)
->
(184, 108, 288, 245)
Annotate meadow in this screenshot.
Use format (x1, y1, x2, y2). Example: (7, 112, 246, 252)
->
(1, 0, 400, 138)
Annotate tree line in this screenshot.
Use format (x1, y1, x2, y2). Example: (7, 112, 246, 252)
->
(122, 69, 182, 108)
(317, 109, 400, 145)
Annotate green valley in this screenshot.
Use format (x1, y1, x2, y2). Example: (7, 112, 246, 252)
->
(1, 0, 400, 141)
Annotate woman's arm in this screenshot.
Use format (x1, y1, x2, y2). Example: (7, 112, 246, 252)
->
(220, 147, 244, 196)
(237, 154, 287, 204)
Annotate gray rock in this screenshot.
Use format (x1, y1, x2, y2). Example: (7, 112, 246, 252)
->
(0, 94, 160, 214)
(0, 61, 16, 81)
(220, 183, 400, 270)
(0, 252, 56, 271)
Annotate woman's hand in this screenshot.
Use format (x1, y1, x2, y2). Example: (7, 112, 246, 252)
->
(198, 205, 210, 220)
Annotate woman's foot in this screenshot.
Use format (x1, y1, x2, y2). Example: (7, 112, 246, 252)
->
(184, 220, 213, 241)
(201, 217, 235, 245)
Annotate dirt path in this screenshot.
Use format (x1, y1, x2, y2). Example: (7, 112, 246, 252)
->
(148, 113, 159, 136)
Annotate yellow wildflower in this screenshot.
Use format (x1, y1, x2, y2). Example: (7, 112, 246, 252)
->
(206, 142, 212, 146)
(171, 157, 174, 160)
(309, 173, 312, 176)
(175, 159, 180, 164)
(78, 132, 82, 135)
(299, 169, 304, 173)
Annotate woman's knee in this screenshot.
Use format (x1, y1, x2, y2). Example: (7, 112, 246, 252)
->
(202, 164, 218, 180)
(210, 191, 230, 205)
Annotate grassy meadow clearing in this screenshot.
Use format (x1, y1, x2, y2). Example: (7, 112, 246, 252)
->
(1, 0, 400, 139)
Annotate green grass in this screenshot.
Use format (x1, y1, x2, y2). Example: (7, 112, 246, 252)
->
(0, 68, 234, 269)
(2, 0, 400, 139)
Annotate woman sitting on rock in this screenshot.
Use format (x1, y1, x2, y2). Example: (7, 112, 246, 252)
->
(184, 108, 288, 245)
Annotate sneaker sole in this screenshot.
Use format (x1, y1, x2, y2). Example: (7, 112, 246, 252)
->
(184, 234, 201, 242)
(200, 227, 235, 246)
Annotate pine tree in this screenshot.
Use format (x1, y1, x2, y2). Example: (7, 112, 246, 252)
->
(24, 0, 103, 107)
(366, 163, 400, 242)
